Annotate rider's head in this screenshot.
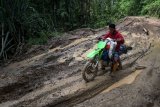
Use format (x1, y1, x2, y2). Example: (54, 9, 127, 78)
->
(109, 24, 116, 34)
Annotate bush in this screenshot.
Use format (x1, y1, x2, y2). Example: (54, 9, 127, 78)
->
(141, 0, 160, 18)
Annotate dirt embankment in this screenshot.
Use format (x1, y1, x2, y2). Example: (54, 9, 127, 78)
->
(75, 41, 160, 107)
(0, 16, 160, 107)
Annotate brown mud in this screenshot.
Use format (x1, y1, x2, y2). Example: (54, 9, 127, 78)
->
(0, 16, 160, 107)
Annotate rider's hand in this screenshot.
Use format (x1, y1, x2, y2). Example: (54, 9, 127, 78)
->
(97, 36, 104, 41)
(112, 39, 117, 42)
(95, 37, 101, 43)
(113, 38, 122, 42)
(97, 37, 101, 41)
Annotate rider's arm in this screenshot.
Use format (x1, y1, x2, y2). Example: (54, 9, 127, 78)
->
(115, 33, 124, 44)
(97, 32, 109, 41)
(102, 32, 110, 40)
(115, 38, 124, 42)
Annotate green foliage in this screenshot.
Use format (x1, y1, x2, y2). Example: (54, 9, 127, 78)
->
(28, 31, 63, 45)
(1, 0, 160, 59)
(119, 0, 133, 15)
(49, 31, 63, 38)
(118, 0, 143, 16)
(0, 0, 46, 38)
(0, 0, 48, 59)
(24, 8, 49, 37)
(141, 0, 160, 17)
(28, 31, 48, 45)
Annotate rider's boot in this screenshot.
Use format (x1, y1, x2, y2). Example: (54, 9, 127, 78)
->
(118, 59, 122, 70)
(109, 64, 114, 77)
(100, 60, 105, 70)
(109, 70, 114, 77)
(109, 62, 119, 77)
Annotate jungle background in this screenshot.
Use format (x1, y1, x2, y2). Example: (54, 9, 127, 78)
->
(0, 0, 160, 60)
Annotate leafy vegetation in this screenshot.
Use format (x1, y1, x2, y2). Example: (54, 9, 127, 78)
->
(0, 0, 160, 60)
(141, 0, 160, 17)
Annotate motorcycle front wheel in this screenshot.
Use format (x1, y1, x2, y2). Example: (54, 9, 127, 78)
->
(82, 60, 98, 82)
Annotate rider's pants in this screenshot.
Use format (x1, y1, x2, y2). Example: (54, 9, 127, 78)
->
(101, 50, 120, 62)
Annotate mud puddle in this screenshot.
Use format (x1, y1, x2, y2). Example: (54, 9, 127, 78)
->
(102, 70, 142, 93)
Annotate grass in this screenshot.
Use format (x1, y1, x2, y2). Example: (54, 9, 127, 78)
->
(28, 31, 63, 45)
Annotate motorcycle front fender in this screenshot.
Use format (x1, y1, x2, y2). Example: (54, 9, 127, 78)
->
(87, 48, 101, 59)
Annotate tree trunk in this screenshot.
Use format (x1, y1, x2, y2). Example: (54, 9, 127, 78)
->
(0, 23, 4, 58)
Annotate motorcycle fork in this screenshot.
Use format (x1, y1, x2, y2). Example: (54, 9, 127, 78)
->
(91, 51, 102, 69)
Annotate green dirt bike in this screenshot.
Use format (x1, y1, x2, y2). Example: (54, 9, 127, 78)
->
(82, 38, 122, 82)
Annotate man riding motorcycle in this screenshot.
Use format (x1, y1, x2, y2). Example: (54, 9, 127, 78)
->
(99, 23, 124, 71)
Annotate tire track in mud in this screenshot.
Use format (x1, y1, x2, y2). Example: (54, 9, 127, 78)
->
(0, 35, 98, 105)
(0, 48, 142, 107)
(0, 21, 154, 107)
(53, 69, 140, 107)
(75, 41, 160, 107)
(0, 43, 149, 106)
(7, 50, 147, 107)
(48, 50, 150, 107)
(0, 59, 83, 104)
(46, 45, 151, 107)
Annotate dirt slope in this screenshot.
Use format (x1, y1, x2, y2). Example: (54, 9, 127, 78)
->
(0, 16, 160, 107)
(75, 41, 160, 107)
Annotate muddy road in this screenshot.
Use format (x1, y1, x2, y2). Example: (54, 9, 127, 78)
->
(0, 16, 160, 107)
